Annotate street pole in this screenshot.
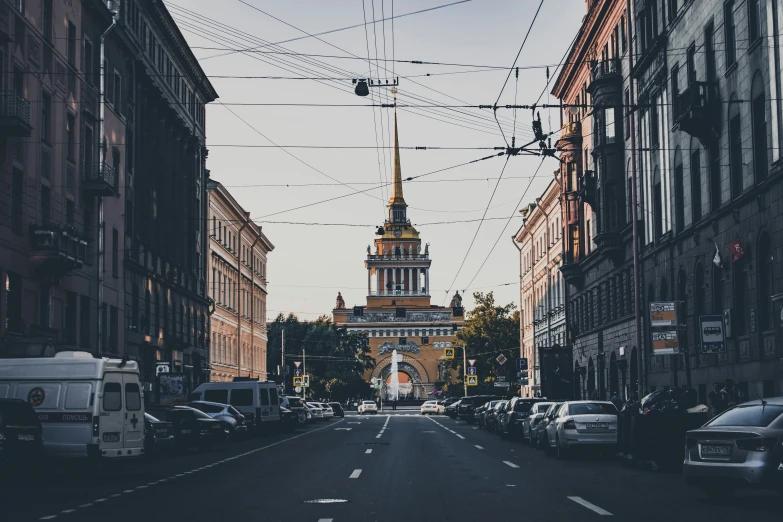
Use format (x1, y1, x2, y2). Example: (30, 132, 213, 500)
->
(462, 345, 468, 397)
(281, 329, 285, 393)
(302, 348, 306, 400)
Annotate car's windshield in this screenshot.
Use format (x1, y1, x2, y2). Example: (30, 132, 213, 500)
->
(707, 405, 783, 427)
(190, 409, 214, 420)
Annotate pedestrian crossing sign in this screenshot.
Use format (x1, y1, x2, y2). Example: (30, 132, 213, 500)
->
(293, 376, 303, 386)
(444, 347, 455, 359)
(466, 375, 478, 386)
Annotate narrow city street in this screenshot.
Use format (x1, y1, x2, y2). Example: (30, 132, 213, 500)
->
(3, 413, 780, 522)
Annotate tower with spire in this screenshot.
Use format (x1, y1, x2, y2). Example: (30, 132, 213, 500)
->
(333, 108, 464, 399)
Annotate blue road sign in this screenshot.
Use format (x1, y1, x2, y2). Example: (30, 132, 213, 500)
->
(517, 358, 528, 371)
(467, 366, 477, 376)
(699, 315, 727, 353)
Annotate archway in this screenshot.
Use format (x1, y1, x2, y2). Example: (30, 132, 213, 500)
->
(609, 352, 619, 398)
(385, 371, 413, 400)
(587, 358, 596, 399)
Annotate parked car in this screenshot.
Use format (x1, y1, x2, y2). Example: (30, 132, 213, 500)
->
(190, 381, 280, 431)
(535, 402, 564, 450)
(435, 401, 447, 414)
(318, 403, 334, 420)
(683, 397, 783, 497)
(544, 401, 619, 458)
(486, 400, 509, 433)
(522, 402, 555, 444)
(143, 413, 175, 455)
(0, 398, 45, 466)
(188, 401, 248, 439)
(499, 398, 549, 440)
(281, 396, 310, 424)
(476, 400, 500, 428)
(358, 400, 379, 415)
(445, 400, 461, 419)
(279, 407, 299, 432)
(146, 406, 226, 452)
(420, 400, 440, 415)
(328, 402, 345, 418)
(459, 396, 502, 423)
(305, 402, 324, 420)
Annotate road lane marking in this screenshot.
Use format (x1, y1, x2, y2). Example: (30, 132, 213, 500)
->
(94, 499, 106, 503)
(365, 449, 373, 454)
(503, 461, 520, 468)
(456, 434, 466, 439)
(60, 510, 75, 514)
(335, 428, 352, 431)
(349, 469, 362, 478)
(567, 497, 613, 516)
(475, 445, 484, 449)
(78, 503, 93, 508)
(318, 519, 334, 522)
(39, 516, 57, 520)
(375, 434, 382, 438)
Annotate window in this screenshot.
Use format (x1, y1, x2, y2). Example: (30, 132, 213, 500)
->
(604, 108, 616, 144)
(103, 382, 122, 411)
(621, 14, 627, 53)
(758, 233, 773, 331)
(65, 383, 91, 410)
(624, 88, 631, 138)
(84, 124, 94, 179)
(109, 306, 118, 352)
(66, 114, 75, 161)
(712, 264, 723, 314)
(205, 389, 228, 404)
(667, 0, 678, 21)
(112, 228, 118, 278)
(43, 0, 53, 42)
(691, 149, 702, 222)
(674, 150, 684, 232)
(748, 0, 762, 43)
(125, 383, 141, 411)
(67, 21, 76, 67)
(707, 405, 783, 427)
(80, 295, 90, 347)
(41, 91, 51, 143)
(649, 101, 659, 148)
(586, 219, 591, 254)
(41, 185, 50, 224)
(654, 182, 663, 239)
(728, 99, 743, 198)
(15, 0, 24, 14)
(751, 77, 768, 183)
(258, 389, 270, 407)
(113, 72, 122, 113)
(705, 22, 716, 82)
(724, 1, 737, 68)
(84, 40, 94, 84)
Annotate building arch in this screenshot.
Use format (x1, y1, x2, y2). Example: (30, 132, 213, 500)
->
(370, 355, 430, 384)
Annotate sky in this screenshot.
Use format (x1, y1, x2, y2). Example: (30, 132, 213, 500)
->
(166, 0, 587, 319)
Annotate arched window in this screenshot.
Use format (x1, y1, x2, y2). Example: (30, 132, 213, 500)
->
(728, 93, 743, 198)
(690, 139, 702, 223)
(751, 73, 768, 183)
(758, 232, 774, 331)
(674, 147, 685, 232)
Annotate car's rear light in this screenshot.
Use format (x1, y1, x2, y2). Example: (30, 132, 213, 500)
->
(736, 437, 776, 452)
(685, 437, 697, 449)
(92, 416, 100, 437)
(563, 419, 576, 429)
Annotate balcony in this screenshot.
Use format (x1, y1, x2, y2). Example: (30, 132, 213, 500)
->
(578, 170, 597, 207)
(674, 82, 718, 144)
(0, 91, 32, 137)
(587, 58, 621, 94)
(81, 161, 117, 196)
(594, 231, 623, 262)
(29, 224, 88, 282)
(369, 289, 429, 297)
(559, 252, 583, 288)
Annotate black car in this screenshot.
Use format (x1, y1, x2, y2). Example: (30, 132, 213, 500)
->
(499, 397, 548, 440)
(474, 401, 494, 428)
(144, 413, 176, 455)
(486, 400, 509, 433)
(328, 402, 345, 418)
(534, 402, 564, 450)
(279, 407, 299, 432)
(146, 406, 225, 451)
(0, 399, 44, 467)
(458, 396, 502, 423)
(445, 400, 461, 419)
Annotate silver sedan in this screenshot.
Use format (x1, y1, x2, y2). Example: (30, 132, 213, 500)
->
(683, 397, 783, 498)
(545, 401, 619, 458)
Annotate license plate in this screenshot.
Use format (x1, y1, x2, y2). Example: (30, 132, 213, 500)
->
(103, 432, 120, 442)
(17, 434, 35, 441)
(180, 429, 192, 435)
(586, 423, 608, 429)
(702, 445, 731, 457)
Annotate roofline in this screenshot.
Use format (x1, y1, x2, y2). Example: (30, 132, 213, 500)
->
(207, 179, 275, 251)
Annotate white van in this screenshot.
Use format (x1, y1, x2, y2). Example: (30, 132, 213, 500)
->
(0, 351, 145, 458)
(189, 381, 280, 430)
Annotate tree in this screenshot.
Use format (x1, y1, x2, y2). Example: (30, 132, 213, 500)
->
(450, 292, 520, 396)
(267, 313, 374, 401)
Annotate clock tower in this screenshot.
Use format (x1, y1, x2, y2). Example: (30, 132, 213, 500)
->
(333, 110, 464, 398)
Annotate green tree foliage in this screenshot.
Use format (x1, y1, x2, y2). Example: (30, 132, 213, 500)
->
(267, 314, 374, 401)
(449, 292, 520, 395)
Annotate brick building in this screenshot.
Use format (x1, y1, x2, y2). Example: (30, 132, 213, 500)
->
(513, 179, 566, 397)
(206, 179, 273, 382)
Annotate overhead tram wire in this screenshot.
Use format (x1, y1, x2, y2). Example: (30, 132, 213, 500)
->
(191, 0, 473, 61)
(493, 0, 545, 146)
(224, 1, 525, 137)
(371, 0, 394, 192)
(363, 0, 390, 207)
(379, 0, 396, 182)
(170, 14, 510, 138)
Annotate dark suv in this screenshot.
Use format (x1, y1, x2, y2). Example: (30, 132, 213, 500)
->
(499, 397, 548, 439)
(0, 399, 44, 467)
(458, 396, 502, 423)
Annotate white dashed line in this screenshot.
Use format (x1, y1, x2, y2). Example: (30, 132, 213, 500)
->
(349, 469, 362, 479)
(60, 510, 75, 514)
(39, 516, 57, 520)
(318, 519, 334, 522)
(110, 494, 122, 498)
(503, 461, 520, 469)
(567, 497, 613, 516)
(475, 445, 484, 450)
(376, 434, 382, 438)
(365, 449, 373, 454)
(94, 498, 107, 503)
(123, 490, 134, 494)
(456, 434, 466, 439)
(78, 503, 93, 508)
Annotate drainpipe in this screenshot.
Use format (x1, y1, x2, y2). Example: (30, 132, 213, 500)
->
(625, 0, 644, 398)
(248, 232, 260, 378)
(235, 212, 249, 377)
(97, 3, 117, 355)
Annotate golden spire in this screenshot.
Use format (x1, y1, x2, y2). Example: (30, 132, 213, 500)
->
(389, 89, 406, 206)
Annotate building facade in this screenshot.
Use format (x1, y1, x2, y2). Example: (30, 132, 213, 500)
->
(206, 179, 273, 382)
(333, 113, 464, 398)
(514, 179, 566, 397)
(634, 0, 783, 401)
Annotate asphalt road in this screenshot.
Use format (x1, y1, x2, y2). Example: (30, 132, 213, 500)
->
(2, 413, 781, 522)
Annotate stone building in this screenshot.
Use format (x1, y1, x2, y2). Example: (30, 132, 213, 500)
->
(513, 179, 566, 397)
(551, 0, 640, 400)
(333, 113, 464, 398)
(634, 0, 783, 401)
(206, 179, 273, 382)
(119, 0, 217, 399)
(0, 0, 128, 358)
